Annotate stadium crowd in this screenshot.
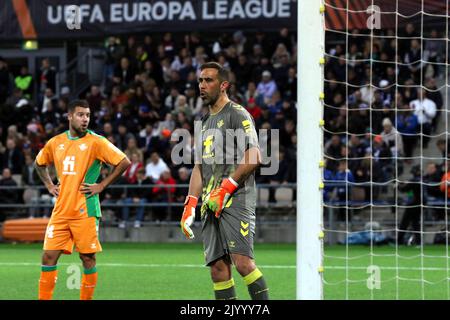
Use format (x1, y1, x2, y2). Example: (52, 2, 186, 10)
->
(323, 23, 449, 212)
(0, 29, 297, 226)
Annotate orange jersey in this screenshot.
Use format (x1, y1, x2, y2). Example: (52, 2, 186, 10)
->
(36, 130, 126, 219)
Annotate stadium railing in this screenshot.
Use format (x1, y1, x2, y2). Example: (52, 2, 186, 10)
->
(0, 183, 298, 223)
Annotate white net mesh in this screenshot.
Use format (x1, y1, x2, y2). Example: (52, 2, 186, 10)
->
(322, 0, 450, 299)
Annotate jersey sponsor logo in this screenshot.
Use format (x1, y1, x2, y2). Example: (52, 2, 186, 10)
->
(90, 243, 97, 249)
(58, 144, 65, 150)
(62, 156, 76, 175)
(79, 143, 88, 151)
(203, 135, 214, 159)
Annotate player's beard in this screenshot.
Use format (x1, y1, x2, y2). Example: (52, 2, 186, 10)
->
(72, 123, 88, 137)
(202, 91, 220, 107)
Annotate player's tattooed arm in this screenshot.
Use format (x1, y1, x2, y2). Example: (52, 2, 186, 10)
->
(34, 161, 59, 197)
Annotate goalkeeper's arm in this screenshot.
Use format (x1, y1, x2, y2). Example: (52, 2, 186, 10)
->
(188, 164, 203, 199)
(180, 164, 202, 239)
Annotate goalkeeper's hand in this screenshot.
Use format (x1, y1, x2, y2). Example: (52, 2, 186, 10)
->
(180, 195, 198, 239)
(206, 177, 239, 218)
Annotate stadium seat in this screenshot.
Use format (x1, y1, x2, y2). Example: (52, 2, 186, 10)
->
(258, 188, 270, 208)
(1, 218, 49, 242)
(275, 187, 294, 207)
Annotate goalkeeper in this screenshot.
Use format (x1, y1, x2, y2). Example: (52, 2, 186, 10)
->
(180, 62, 269, 300)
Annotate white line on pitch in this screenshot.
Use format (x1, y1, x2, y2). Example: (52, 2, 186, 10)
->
(0, 263, 448, 271)
(0, 262, 295, 269)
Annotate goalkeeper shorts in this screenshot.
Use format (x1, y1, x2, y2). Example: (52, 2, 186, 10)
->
(201, 206, 255, 266)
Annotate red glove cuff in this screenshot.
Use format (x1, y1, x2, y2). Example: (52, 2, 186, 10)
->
(221, 177, 239, 194)
(185, 195, 198, 207)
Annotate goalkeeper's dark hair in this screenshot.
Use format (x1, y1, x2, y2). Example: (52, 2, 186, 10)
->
(200, 62, 229, 84)
(68, 99, 90, 113)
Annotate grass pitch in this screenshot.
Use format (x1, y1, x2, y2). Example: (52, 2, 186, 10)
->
(1, 242, 449, 300)
(0, 243, 295, 300)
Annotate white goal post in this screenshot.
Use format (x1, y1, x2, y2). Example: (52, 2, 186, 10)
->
(297, 0, 325, 300)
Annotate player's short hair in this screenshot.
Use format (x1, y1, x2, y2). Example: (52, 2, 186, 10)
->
(68, 99, 90, 113)
(200, 62, 229, 83)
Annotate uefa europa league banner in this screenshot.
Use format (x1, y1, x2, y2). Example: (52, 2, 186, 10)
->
(0, 0, 297, 40)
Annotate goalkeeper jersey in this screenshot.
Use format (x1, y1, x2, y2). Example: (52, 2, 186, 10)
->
(199, 101, 259, 214)
(35, 130, 126, 219)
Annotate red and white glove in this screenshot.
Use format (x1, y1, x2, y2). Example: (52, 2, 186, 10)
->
(206, 177, 239, 218)
(180, 195, 198, 239)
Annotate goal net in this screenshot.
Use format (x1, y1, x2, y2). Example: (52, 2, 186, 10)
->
(321, 0, 450, 299)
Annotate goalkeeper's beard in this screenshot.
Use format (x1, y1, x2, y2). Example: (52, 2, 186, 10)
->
(202, 92, 220, 108)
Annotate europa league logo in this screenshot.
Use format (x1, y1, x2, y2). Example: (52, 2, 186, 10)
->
(66, 5, 81, 30)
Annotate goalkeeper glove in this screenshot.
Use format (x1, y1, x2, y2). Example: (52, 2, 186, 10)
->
(181, 195, 198, 239)
(206, 177, 239, 218)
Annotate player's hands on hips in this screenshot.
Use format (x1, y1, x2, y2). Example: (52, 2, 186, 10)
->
(206, 178, 238, 218)
(181, 195, 197, 239)
(46, 183, 60, 198)
(80, 183, 105, 198)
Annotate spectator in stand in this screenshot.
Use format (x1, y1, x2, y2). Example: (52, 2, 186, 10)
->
(145, 151, 169, 181)
(396, 104, 418, 159)
(410, 87, 436, 148)
(245, 97, 262, 124)
(40, 88, 57, 114)
(152, 170, 176, 221)
(425, 77, 443, 132)
(256, 70, 277, 105)
(123, 152, 144, 185)
(100, 167, 127, 223)
(325, 134, 343, 172)
(124, 137, 143, 163)
(113, 56, 135, 86)
(0, 168, 18, 216)
(114, 124, 135, 151)
(37, 58, 56, 98)
(174, 167, 190, 203)
(15, 66, 33, 100)
(380, 117, 404, 158)
(2, 138, 24, 174)
(0, 57, 13, 104)
(85, 85, 104, 113)
(119, 168, 153, 229)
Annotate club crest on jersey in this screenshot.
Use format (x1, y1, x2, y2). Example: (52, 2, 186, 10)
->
(79, 143, 88, 151)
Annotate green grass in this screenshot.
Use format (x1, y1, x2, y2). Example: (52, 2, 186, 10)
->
(324, 245, 450, 300)
(2, 242, 449, 300)
(0, 243, 295, 300)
